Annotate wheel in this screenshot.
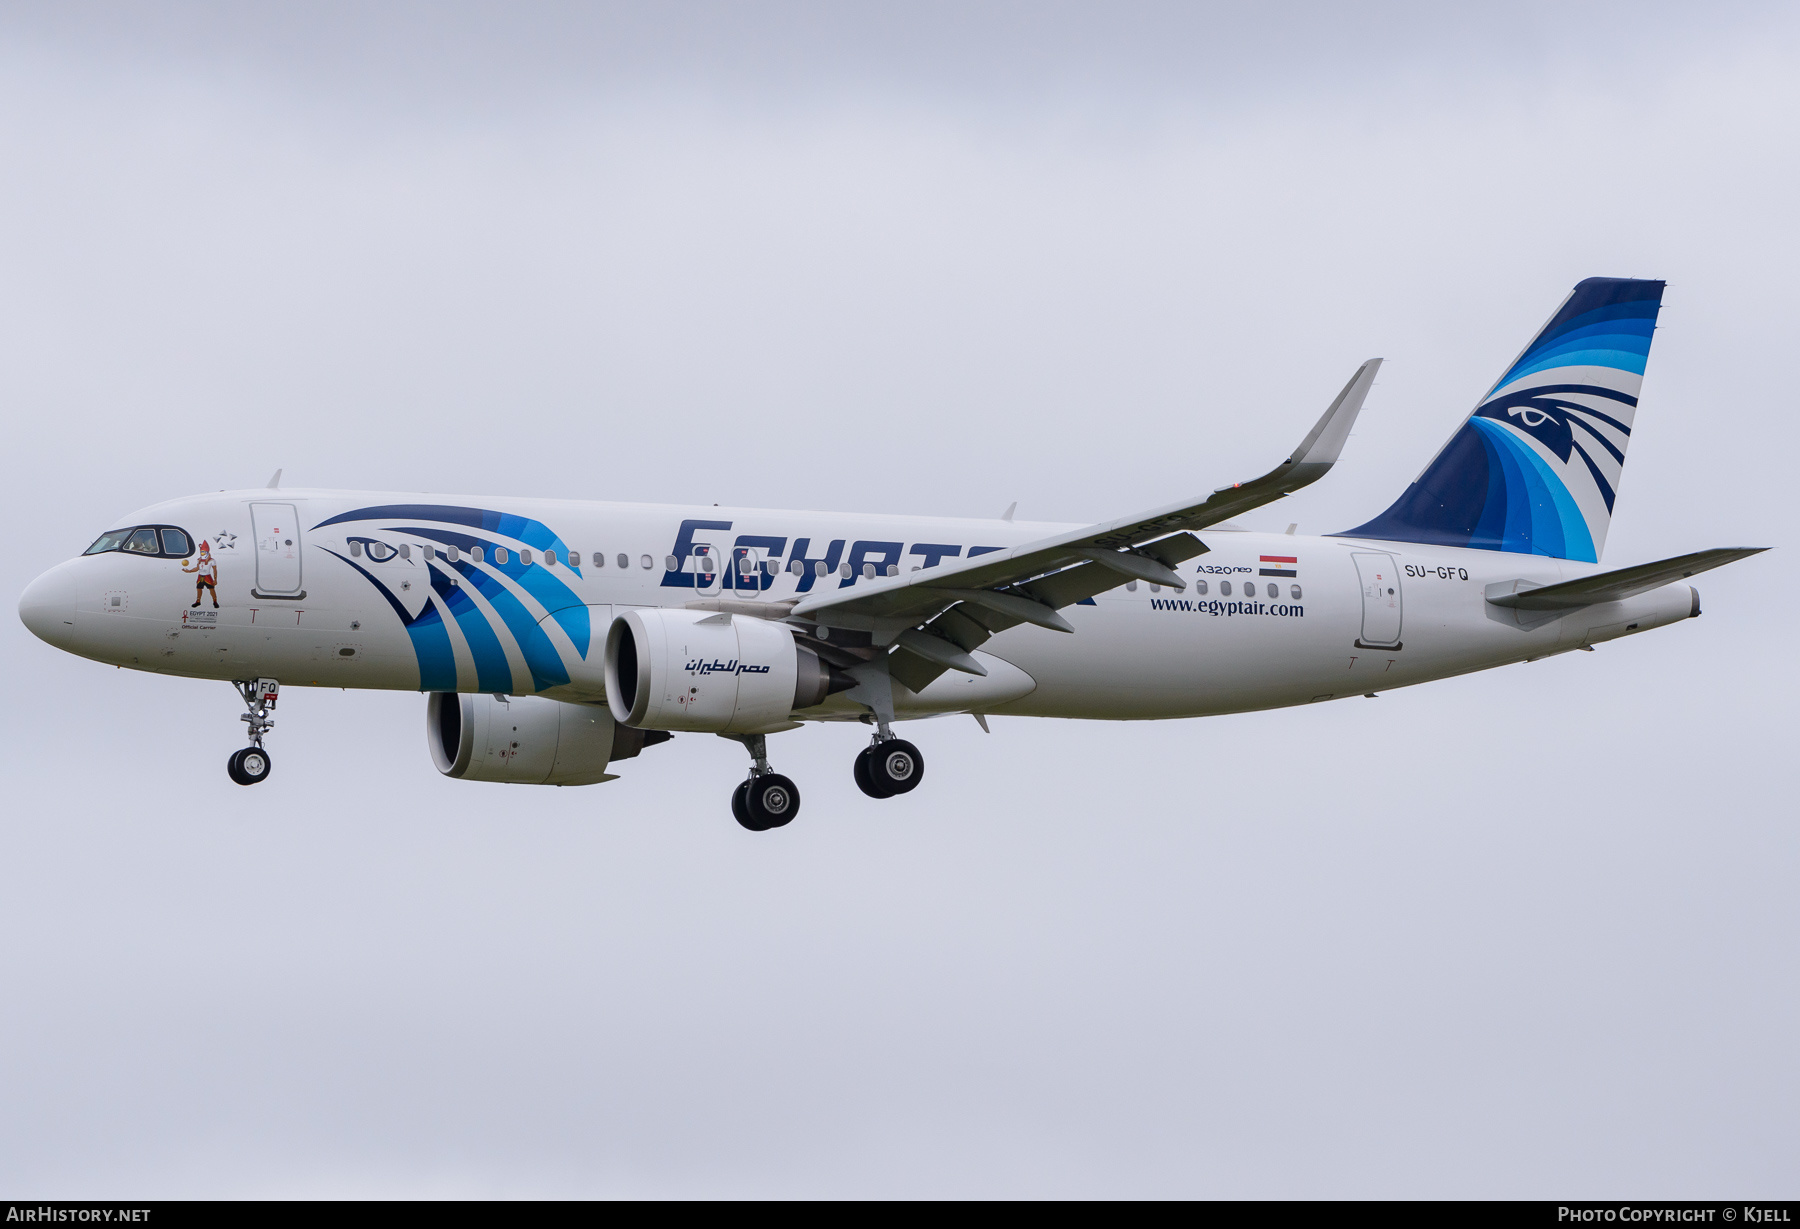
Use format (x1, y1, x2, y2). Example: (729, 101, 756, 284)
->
(870, 739, 923, 795)
(227, 746, 272, 786)
(854, 744, 893, 799)
(745, 774, 800, 829)
(731, 779, 759, 830)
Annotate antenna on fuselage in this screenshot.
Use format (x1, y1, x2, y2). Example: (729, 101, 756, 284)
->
(266, 469, 282, 490)
(1000, 501, 1016, 522)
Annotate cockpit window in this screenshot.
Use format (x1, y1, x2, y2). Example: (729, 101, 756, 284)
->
(83, 525, 197, 559)
(84, 529, 134, 555)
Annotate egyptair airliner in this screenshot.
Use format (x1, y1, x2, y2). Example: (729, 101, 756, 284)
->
(18, 277, 1766, 830)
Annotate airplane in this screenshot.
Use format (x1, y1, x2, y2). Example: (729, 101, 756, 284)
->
(18, 277, 1767, 831)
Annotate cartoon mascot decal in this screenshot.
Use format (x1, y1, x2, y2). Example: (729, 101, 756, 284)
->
(183, 540, 219, 608)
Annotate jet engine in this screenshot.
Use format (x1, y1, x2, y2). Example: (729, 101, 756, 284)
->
(604, 607, 854, 733)
(427, 692, 670, 785)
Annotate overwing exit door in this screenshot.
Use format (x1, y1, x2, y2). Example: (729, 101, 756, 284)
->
(251, 502, 304, 597)
(1352, 552, 1402, 648)
(727, 545, 766, 597)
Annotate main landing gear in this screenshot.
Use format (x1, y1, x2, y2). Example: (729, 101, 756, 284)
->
(228, 678, 278, 786)
(727, 733, 800, 832)
(854, 735, 924, 799)
(719, 725, 923, 829)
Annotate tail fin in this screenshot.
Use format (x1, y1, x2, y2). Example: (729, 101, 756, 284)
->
(1336, 277, 1665, 562)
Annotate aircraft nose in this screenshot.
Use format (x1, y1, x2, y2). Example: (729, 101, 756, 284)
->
(19, 562, 80, 650)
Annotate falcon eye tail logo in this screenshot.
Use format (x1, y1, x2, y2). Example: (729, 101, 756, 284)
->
(1259, 555, 1298, 578)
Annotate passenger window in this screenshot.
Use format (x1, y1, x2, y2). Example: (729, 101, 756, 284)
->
(83, 529, 134, 555)
(471, 547, 485, 563)
(1291, 584, 1302, 600)
(815, 561, 828, 577)
(159, 528, 192, 556)
(494, 547, 509, 565)
(619, 554, 629, 569)
(1221, 580, 1232, 596)
(1267, 583, 1278, 599)
(1149, 584, 1161, 593)
(1196, 580, 1208, 595)
(447, 545, 460, 564)
(544, 549, 557, 566)
(521, 549, 533, 566)
(124, 528, 160, 554)
(350, 540, 363, 558)
(640, 554, 653, 569)
(1126, 580, 1138, 592)
(399, 544, 412, 561)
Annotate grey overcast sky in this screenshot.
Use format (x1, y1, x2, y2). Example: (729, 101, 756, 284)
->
(1, 1, 1796, 1198)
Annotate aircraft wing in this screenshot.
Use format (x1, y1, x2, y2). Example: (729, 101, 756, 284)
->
(1485, 547, 1769, 611)
(782, 359, 1382, 691)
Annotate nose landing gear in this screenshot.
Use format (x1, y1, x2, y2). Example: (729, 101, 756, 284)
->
(724, 732, 800, 831)
(228, 678, 278, 786)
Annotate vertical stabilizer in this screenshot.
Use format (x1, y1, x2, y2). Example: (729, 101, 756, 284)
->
(1336, 277, 1664, 562)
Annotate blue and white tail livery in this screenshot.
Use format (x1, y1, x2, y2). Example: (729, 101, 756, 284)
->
(1339, 276, 1664, 562)
(18, 275, 1765, 831)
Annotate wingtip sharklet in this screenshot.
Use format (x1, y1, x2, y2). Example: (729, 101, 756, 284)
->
(1289, 357, 1382, 470)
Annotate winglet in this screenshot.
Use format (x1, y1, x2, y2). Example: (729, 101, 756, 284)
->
(267, 468, 283, 490)
(1283, 358, 1381, 482)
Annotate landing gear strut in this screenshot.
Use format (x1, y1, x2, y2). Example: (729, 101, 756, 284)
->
(725, 733, 800, 831)
(228, 678, 278, 786)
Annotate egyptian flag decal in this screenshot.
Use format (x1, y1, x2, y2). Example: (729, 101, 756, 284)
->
(1259, 555, 1297, 578)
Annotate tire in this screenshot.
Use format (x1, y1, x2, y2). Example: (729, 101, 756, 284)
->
(746, 774, 800, 829)
(870, 739, 923, 795)
(228, 746, 272, 786)
(731, 779, 761, 830)
(854, 745, 894, 799)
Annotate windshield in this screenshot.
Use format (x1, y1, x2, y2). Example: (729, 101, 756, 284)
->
(84, 529, 134, 555)
(83, 525, 197, 559)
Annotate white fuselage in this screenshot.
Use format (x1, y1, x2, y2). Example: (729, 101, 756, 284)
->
(21, 488, 1697, 722)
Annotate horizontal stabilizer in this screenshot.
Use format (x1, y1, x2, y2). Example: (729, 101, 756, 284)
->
(1485, 548, 1767, 611)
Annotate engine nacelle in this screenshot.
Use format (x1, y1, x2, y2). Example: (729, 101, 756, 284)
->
(427, 692, 670, 785)
(605, 607, 848, 732)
